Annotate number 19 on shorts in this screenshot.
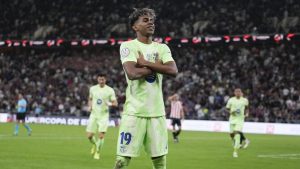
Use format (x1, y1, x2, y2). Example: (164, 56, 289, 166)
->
(120, 132, 132, 145)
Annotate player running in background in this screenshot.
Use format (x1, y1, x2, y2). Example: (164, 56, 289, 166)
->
(114, 8, 178, 169)
(168, 94, 184, 143)
(226, 88, 250, 158)
(14, 93, 32, 136)
(86, 73, 118, 160)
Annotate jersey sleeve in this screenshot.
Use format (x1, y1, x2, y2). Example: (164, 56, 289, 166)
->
(89, 87, 93, 99)
(120, 42, 137, 64)
(160, 44, 174, 64)
(19, 100, 27, 107)
(226, 99, 231, 109)
(245, 98, 249, 106)
(110, 88, 117, 101)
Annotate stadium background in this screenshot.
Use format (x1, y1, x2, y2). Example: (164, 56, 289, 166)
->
(0, 0, 300, 169)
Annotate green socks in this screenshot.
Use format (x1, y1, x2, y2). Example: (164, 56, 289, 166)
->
(96, 139, 104, 152)
(152, 156, 166, 169)
(114, 156, 131, 169)
(89, 136, 97, 144)
(234, 133, 241, 150)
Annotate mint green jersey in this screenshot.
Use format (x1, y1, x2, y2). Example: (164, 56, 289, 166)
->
(120, 39, 174, 117)
(89, 84, 116, 119)
(226, 97, 249, 124)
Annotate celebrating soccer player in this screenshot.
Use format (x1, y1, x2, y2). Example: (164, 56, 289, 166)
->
(226, 88, 250, 158)
(114, 8, 178, 169)
(86, 73, 118, 160)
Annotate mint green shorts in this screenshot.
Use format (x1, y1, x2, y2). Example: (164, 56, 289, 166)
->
(86, 115, 108, 133)
(230, 123, 244, 133)
(116, 114, 168, 157)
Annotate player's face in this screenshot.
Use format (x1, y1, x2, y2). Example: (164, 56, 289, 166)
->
(18, 94, 23, 99)
(97, 76, 106, 86)
(133, 14, 155, 36)
(234, 89, 242, 97)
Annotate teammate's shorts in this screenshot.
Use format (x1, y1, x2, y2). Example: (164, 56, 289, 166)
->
(230, 122, 244, 133)
(16, 113, 26, 121)
(86, 116, 108, 133)
(117, 114, 168, 157)
(171, 118, 181, 127)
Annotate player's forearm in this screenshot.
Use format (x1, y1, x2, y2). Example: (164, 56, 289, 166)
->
(181, 110, 185, 119)
(126, 67, 153, 80)
(245, 108, 249, 117)
(226, 108, 232, 114)
(168, 95, 175, 101)
(143, 61, 178, 77)
(111, 100, 118, 107)
(88, 99, 92, 111)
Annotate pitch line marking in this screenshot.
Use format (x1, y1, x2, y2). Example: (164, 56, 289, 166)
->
(257, 154, 300, 160)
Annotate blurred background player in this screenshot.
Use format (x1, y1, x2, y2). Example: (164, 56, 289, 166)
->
(114, 8, 178, 169)
(168, 94, 184, 143)
(14, 93, 32, 136)
(86, 73, 118, 160)
(226, 88, 250, 158)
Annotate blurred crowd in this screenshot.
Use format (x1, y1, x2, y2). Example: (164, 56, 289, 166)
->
(0, 0, 299, 39)
(1, 0, 300, 123)
(1, 43, 300, 123)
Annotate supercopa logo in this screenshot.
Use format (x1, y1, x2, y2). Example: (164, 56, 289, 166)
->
(145, 73, 156, 83)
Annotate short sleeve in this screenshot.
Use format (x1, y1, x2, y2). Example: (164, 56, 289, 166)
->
(89, 87, 93, 99)
(160, 44, 174, 64)
(226, 99, 231, 109)
(120, 42, 137, 64)
(245, 99, 249, 106)
(110, 88, 117, 101)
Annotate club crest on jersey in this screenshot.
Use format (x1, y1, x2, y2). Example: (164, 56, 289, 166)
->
(120, 145, 127, 153)
(121, 48, 130, 58)
(145, 73, 157, 83)
(97, 99, 102, 105)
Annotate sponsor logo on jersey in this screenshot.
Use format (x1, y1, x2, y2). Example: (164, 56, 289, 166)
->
(145, 73, 156, 83)
(97, 99, 102, 105)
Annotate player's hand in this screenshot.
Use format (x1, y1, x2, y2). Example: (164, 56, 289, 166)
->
(88, 106, 92, 112)
(106, 101, 112, 106)
(154, 53, 163, 65)
(245, 113, 249, 117)
(137, 51, 148, 67)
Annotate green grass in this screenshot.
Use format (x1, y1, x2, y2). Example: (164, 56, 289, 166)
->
(0, 123, 300, 169)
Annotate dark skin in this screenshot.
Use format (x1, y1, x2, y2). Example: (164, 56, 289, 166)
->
(123, 14, 178, 80)
(122, 14, 177, 161)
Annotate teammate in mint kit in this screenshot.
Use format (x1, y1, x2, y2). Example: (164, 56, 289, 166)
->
(86, 73, 118, 160)
(114, 8, 178, 169)
(226, 88, 250, 158)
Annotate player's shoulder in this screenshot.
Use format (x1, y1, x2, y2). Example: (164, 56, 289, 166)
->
(153, 42, 170, 49)
(90, 85, 99, 90)
(105, 85, 114, 91)
(242, 97, 249, 102)
(228, 97, 234, 101)
(120, 39, 136, 48)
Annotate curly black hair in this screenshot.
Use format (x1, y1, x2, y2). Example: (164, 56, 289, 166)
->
(128, 8, 156, 27)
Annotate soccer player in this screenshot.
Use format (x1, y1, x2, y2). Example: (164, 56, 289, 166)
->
(168, 94, 184, 143)
(14, 93, 32, 136)
(114, 8, 178, 169)
(86, 73, 118, 160)
(226, 88, 250, 158)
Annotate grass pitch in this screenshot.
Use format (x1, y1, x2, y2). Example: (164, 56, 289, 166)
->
(0, 123, 299, 169)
